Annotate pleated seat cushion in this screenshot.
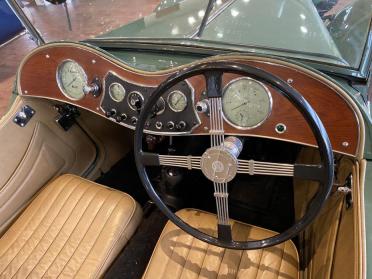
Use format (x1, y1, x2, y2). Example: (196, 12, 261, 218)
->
(143, 208, 298, 279)
(0, 174, 142, 278)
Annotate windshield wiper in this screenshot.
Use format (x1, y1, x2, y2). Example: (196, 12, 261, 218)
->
(192, 0, 238, 38)
(195, 0, 216, 38)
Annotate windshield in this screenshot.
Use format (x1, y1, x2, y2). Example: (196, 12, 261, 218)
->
(11, 0, 372, 69)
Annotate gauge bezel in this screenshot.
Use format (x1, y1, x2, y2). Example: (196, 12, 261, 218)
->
(56, 59, 87, 101)
(127, 91, 144, 111)
(222, 77, 273, 130)
(167, 90, 188, 112)
(109, 82, 126, 103)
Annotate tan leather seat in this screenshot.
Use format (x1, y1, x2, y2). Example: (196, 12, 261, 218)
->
(0, 174, 142, 278)
(143, 209, 299, 279)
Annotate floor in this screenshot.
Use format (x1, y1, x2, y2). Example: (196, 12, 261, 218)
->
(0, 0, 159, 117)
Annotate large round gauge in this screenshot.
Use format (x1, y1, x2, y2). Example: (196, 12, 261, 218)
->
(167, 90, 187, 112)
(109, 83, 126, 102)
(222, 78, 272, 129)
(57, 60, 87, 100)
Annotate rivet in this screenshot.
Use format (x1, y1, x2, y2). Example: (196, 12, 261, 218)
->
(96, 107, 100, 111)
(342, 141, 349, 147)
(287, 78, 293, 84)
(45, 54, 50, 59)
(204, 126, 209, 131)
(92, 59, 96, 64)
(24, 90, 28, 94)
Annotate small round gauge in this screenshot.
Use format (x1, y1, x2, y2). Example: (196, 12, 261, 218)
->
(152, 97, 166, 115)
(109, 83, 126, 102)
(222, 78, 272, 129)
(167, 90, 187, 112)
(128, 91, 144, 111)
(57, 60, 87, 100)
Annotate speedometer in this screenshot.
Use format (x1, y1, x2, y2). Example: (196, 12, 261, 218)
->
(57, 60, 87, 100)
(222, 78, 272, 129)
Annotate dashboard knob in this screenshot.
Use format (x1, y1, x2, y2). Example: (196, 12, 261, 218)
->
(131, 116, 138, 125)
(115, 113, 127, 122)
(83, 77, 101, 97)
(155, 121, 163, 130)
(105, 109, 116, 118)
(196, 100, 209, 113)
(176, 121, 186, 131)
(166, 121, 175, 130)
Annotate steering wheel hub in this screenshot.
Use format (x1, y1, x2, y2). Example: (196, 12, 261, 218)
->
(201, 147, 238, 183)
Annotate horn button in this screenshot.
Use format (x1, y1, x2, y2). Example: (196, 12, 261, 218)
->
(201, 148, 238, 183)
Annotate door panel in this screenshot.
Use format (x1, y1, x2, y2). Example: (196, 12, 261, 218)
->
(0, 97, 97, 233)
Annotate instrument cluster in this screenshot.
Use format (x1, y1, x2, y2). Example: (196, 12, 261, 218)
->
(100, 71, 200, 134)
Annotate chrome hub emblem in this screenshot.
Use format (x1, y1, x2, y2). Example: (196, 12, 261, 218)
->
(201, 147, 238, 183)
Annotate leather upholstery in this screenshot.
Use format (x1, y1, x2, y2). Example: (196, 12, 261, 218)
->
(0, 174, 142, 278)
(143, 209, 299, 279)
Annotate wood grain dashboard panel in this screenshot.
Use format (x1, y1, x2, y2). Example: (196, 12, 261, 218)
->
(18, 43, 360, 157)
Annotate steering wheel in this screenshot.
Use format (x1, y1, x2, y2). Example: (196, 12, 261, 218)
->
(134, 61, 334, 250)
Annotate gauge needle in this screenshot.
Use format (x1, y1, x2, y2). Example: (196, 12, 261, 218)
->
(174, 96, 182, 106)
(232, 102, 247, 110)
(66, 77, 77, 88)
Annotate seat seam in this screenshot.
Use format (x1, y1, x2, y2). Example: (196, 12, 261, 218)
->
(25, 185, 100, 278)
(56, 192, 121, 278)
(178, 211, 204, 279)
(216, 243, 228, 277)
(9, 179, 84, 278)
(1, 177, 79, 277)
(69, 195, 122, 278)
(0, 176, 74, 260)
(277, 241, 286, 279)
(92, 197, 138, 278)
(254, 248, 264, 279)
(196, 243, 209, 279)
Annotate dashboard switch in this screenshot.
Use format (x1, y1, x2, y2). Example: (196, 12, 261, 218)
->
(115, 113, 127, 122)
(155, 121, 163, 130)
(196, 100, 209, 113)
(131, 116, 138, 125)
(166, 121, 175, 130)
(105, 109, 116, 118)
(176, 121, 186, 131)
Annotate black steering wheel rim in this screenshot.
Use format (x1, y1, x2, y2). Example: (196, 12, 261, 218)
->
(134, 61, 334, 250)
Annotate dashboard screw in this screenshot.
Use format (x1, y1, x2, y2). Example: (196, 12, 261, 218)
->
(287, 78, 293, 84)
(342, 141, 349, 147)
(45, 54, 50, 59)
(92, 59, 96, 64)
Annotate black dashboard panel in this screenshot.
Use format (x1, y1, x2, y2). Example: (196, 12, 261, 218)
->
(100, 71, 200, 134)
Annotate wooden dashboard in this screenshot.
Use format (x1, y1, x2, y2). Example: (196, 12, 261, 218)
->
(17, 43, 361, 157)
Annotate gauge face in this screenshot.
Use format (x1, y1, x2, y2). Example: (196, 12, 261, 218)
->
(57, 60, 87, 100)
(109, 83, 126, 102)
(128, 91, 144, 111)
(222, 78, 272, 129)
(167, 90, 187, 112)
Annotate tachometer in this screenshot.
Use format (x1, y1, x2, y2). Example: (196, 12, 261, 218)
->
(222, 78, 272, 129)
(57, 60, 87, 100)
